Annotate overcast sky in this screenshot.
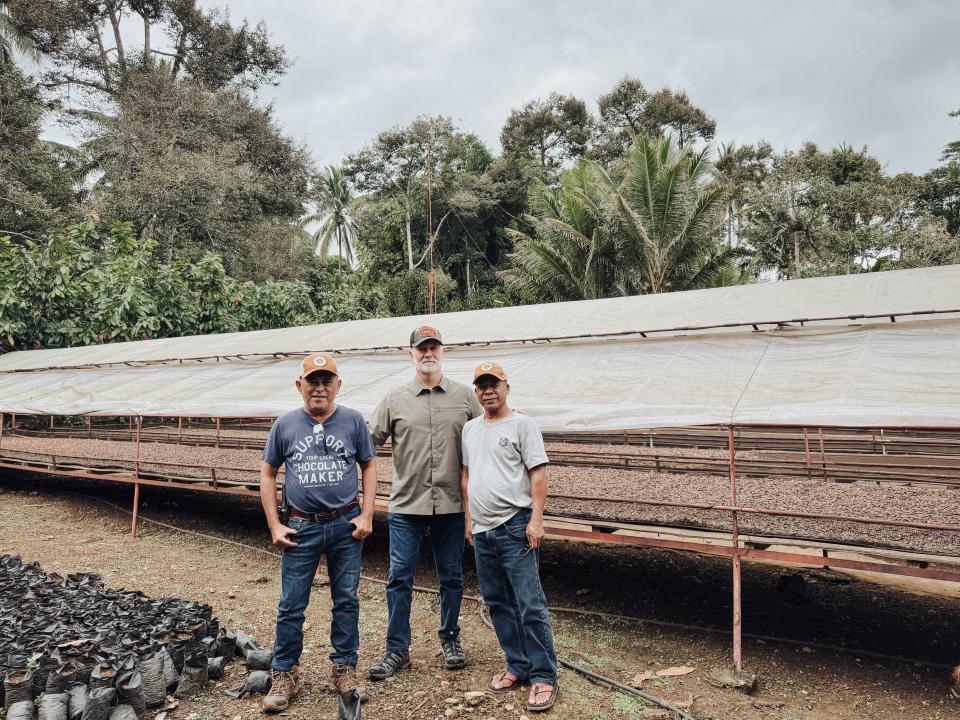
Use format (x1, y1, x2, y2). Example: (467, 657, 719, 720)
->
(59, 1, 960, 174)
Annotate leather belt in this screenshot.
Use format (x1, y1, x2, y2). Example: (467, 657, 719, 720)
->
(289, 500, 359, 524)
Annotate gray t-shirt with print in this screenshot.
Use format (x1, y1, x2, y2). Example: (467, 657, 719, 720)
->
(262, 406, 375, 514)
(461, 412, 550, 534)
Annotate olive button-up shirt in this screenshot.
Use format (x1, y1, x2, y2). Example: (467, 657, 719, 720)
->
(369, 375, 483, 514)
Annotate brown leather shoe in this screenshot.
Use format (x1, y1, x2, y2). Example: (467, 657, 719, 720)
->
(262, 667, 300, 713)
(331, 663, 357, 695)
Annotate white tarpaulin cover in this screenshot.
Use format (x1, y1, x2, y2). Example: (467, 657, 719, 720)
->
(1, 266, 959, 429)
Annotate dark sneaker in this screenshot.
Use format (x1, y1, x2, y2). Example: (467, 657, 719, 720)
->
(367, 651, 410, 681)
(441, 639, 466, 670)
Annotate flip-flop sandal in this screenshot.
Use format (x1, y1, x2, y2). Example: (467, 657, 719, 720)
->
(526, 683, 557, 711)
(488, 670, 522, 692)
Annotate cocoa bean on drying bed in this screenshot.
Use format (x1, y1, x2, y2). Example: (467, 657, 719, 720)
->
(2, 435, 959, 555)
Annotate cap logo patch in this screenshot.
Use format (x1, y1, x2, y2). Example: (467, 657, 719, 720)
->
(481, 362, 493, 371)
(419, 327, 438, 337)
(314, 357, 327, 367)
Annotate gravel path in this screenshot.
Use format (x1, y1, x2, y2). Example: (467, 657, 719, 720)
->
(2, 434, 959, 555)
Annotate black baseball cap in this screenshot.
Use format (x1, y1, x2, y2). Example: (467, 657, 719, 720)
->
(410, 326, 443, 347)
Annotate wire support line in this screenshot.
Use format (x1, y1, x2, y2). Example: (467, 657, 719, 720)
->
(58, 492, 954, 671)
(3, 307, 959, 374)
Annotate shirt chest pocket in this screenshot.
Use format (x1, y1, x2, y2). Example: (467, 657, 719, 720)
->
(434, 402, 469, 431)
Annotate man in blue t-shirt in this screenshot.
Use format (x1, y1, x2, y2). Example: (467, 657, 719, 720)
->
(259, 352, 377, 714)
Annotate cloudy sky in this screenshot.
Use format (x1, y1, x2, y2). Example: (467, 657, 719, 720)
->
(66, 1, 960, 174)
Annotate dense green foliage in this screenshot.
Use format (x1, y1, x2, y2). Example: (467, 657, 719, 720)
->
(1, 5, 959, 352)
(0, 222, 383, 350)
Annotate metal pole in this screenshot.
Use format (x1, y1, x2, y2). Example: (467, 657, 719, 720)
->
(818, 427, 827, 478)
(132, 416, 142, 539)
(0, 413, 4, 449)
(50, 415, 54, 431)
(802, 428, 811, 478)
(729, 427, 742, 672)
(178, 416, 183, 443)
(216, 417, 221, 448)
(10, 414, 14, 430)
(87, 416, 92, 438)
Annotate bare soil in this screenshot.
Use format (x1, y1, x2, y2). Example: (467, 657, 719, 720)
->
(1, 473, 959, 720)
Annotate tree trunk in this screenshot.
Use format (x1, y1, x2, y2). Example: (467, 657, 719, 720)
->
(336, 224, 343, 285)
(794, 234, 801, 273)
(143, 18, 150, 67)
(727, 204, 733, 248)
(107, 3, 127, 75)
(91, 22, 113, 89)
(405, 201, 414, 270)
(171, 30, 187, 77)
(465, 257, 471, 295)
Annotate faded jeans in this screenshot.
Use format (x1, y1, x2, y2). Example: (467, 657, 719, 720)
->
(472, 509, 557, 684)
(272, 506, 363, 669)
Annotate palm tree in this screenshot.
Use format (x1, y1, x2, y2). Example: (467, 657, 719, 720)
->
(0, 2, 40, 65)
(612, 134, 739, 293)
(298, 166, 358, 278)
(502, 136, 747, 302)
(501, 161, 621, 302)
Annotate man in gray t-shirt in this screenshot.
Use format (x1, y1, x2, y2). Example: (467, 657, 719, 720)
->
(461, 391, 549, 535)
(460, 361, 558, 713)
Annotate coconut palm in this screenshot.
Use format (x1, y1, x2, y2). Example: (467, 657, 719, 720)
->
(298, 165, 357, 276)
(0, 2, 40, 65)
(611, 134, 740, 293)
(501, 161, 621, 302)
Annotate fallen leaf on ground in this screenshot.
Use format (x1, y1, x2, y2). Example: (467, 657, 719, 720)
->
(630, 670, 655, 685)
(656, 666, 695, 677)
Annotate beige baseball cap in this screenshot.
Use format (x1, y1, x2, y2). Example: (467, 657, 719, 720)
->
(473, 361, 507, 383)
(300, 352, 338, 378)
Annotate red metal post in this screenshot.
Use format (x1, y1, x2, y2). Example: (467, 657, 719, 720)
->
(132, 416, 142, 539)
(729, 426, 742, 672)
(818, 427, 828, 478)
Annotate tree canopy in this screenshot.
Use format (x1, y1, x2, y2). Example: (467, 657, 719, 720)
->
(2, 12, 958, 352)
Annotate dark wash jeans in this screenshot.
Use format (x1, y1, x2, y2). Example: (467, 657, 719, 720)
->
(272, 506, 363, 670)
(473, 509, 557, 684)
(385, 511, 465, 653)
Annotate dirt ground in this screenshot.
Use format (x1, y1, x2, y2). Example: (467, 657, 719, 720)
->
(1, 474, 959, 720)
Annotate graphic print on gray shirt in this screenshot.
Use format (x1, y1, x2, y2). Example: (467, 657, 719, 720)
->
(262, 407, 375, 514)
(461, 412, 550, 534)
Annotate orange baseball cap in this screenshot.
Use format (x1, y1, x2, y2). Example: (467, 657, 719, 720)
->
(300, 352, 338, 378)
(410, 326, 443, 347)
(473, 361, 507, 383)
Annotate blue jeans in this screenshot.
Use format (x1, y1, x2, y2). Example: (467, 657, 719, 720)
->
(272, 507, 363, 670)
(473, 509, 557, 684)
(385, 512, 465, 653)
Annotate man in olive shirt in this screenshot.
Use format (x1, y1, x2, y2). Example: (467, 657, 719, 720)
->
(368, 326, 483, 680)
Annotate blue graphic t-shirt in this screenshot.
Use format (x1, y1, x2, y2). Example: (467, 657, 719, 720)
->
(262, 406, 375, 514)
